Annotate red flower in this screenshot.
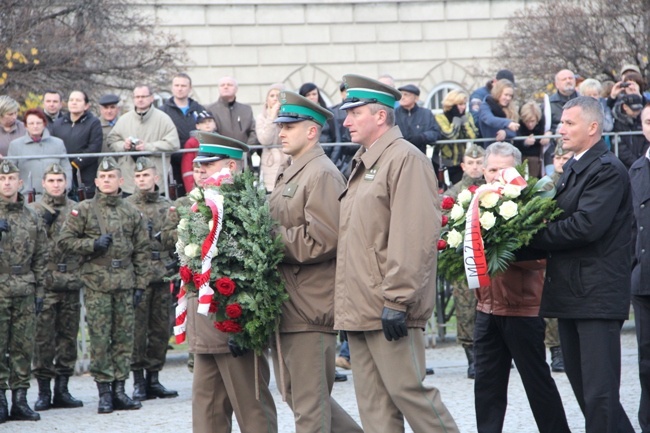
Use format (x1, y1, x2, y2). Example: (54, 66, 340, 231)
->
(216, 277, 236, 296)
(441, 196, 455, 210)
(193, 272, 209, 289)
(225, 303, 243, 319)
(209, 299, 219, 314)
(441, 215, 449, 227)
(214, 320, 242, 333)
(468, 185, 478, 194)
(437, 240, 448, 251)
(179, 266, 192, 283)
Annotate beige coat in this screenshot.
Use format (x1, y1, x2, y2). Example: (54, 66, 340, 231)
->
(335, 126, 441, 331)
(256, 110, 288, 191)
(269, 145, 346, 334)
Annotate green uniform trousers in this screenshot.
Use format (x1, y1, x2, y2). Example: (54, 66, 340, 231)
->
(453, 281, 477, 348)
(0, 295, 36, 389)
(131, 281, 171, 371)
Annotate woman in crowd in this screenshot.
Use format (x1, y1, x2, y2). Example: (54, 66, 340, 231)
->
(0, 96, 26, 156)
(478, 79, 519, 143)
(256, 83, 288, 192)
(434, 90, 479, 184)
(298, 82, 337, 147)
(8, 108, 72, 198)
(514, 102, 551, 178)
(50, 90, 102, 197)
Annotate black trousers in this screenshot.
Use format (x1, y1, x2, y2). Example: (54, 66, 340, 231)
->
(473, 312, 570, 433)
(558, 318, 635, 433)
(632, 295, 650, 433)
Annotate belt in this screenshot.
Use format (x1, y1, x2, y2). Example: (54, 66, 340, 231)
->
(47, 262, 81, 273)
(151, 251, 161, 261)
(90, 257, 132, 269)
(0, 264, 30, 275)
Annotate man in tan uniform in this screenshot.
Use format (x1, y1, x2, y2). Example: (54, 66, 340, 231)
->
(335, 74, 459, 433)
(185, 132, 277, 433)
(268, 92, 363, 433)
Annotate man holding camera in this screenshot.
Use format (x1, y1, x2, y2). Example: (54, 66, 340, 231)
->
(58, 157, 150, 414)
(107, 85, 180, 196)
(125, 157, 178, 402)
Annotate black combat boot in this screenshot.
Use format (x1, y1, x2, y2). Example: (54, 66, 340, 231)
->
(131, 370, 147, 401)
(52, 375, 83, 408)
(112, 380, 141, 410)
(0, 389, 8, 423)
(34, 378, 52, 411)
(97, 382, 113, 414)
(9, 389, 40, 421)
(145, 371, 178, 399)
(550, 346, 565, 372)
(464, 345, 476, 379)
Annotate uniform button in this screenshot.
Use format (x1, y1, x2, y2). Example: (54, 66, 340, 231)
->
(547, 277, 551, 282)
(642, 204, 646, 209)
(642, 249, 646, 254)
(548, 253, 552, 258)
(641, 226, 645, 231)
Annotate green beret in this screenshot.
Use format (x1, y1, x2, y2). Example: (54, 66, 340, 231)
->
(192, 132, 249, 164)
(275, 91, 333, 127)
(0, 160, 19, 175)
(554, 142, 570, 156)
(135, 157, 156, 172)
(340, 74, 402, 110)
(464, 143, 485, 159)
(44, 163, 65, 176)
(98, 156, 120, 173)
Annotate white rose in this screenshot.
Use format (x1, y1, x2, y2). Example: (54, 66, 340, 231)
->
(184, 243, 201, 258)
(178, 218, 188, 230)
(447, 229, 463, 249)
(502, 184, 522, 199)
(479, 191, 500, 209)
(479, 211, 496, 231)
(498, 200, 518, 220)
(188, 188, 204, 203)
(450, 204, 466, 221)
(457, 189, 473, 206)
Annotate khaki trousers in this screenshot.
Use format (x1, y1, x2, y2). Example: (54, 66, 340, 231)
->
(192, 351, 277, 433)
(271, 332, 363, 433)
(348, 329, 459, 433)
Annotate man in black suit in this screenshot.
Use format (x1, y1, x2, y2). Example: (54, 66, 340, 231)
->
(532, 96, 635, 433)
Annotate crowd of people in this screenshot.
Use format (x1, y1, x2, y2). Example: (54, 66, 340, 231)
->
(0, 66, 647, 433)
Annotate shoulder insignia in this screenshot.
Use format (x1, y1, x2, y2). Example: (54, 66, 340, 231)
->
(71, 209, 79, 217)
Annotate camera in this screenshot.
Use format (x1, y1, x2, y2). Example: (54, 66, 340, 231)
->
(128, 137, 140, 151)
(620, 82, 631, 88)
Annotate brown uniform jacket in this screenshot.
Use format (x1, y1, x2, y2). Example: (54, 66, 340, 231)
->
(335, 126, 441, 331)
(269, 144, 346, 334)
(475, 260, 546, 317)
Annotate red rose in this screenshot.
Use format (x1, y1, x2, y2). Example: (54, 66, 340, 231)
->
(208, 299, 219, 314)
(437, 239, 448, 250)
(225, 303, 243, 319)
(441, 215, 449, 227)
(441, 196, 455, 210)
(468, 185, 478, 194)
(179, 266, 192, 284)
(193, 273, 209, 289)
(214, 320, 242, 333)
(216, 277, 236, 296)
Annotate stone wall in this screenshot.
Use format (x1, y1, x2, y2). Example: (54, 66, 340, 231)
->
(141, 0, 533, 110)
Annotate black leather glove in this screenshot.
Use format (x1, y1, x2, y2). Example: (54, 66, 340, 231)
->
(339, 330, 348, 342)
(133, 289, 144, 308)
(0, 219, 9, 239)
(93, 234, 113, 252)
(42, 210, 60, 227)
(381, 307, 408, 342)
(228, 337, 248, 358)
(35, 297, 44, 315)
(147, 220, 154, 239)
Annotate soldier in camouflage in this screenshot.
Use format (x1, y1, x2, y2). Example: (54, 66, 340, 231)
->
(58, 156, 150, 414)
(126, 157, 178, 401)
(544, 141, 573, 373)
(447, 144, 486, 379)
(0, 160, 48, 423)
(31, 163, 84, 411)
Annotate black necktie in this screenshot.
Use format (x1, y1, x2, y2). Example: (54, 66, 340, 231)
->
(563, 157, 576, 173)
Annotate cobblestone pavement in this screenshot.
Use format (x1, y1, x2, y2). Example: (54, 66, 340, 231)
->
(3, 326, 641, 433)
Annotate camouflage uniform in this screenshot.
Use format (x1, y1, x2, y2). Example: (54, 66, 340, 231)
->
(126, 157, 178, 399)
(445, 172, 485, 200)
(58, 180, 149, 385)
(0, 159, 48, 422)
(31, 191, 83, 381)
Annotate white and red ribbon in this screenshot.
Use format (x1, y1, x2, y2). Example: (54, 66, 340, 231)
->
(173, 169, 230, 343)
(463, 167, 527, 289)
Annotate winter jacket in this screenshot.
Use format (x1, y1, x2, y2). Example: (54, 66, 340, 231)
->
(395, 104, 440, 153)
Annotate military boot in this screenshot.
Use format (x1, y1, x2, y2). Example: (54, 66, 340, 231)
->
(9, 389, 40, 421)
(52, 375, 83, 408)
(97, 382, 113, 414)
(0, 389, 8, 424)
(34, 378, 52, 411)
(131, 370, 147, 401)
(550, 346, 565, 373)
(145, 371, 178, 399)
(112, 381, 141, 411)
(464, 345, 476, 379)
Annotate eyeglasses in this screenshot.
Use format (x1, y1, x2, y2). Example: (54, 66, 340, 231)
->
(133, 95, 152, 99)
